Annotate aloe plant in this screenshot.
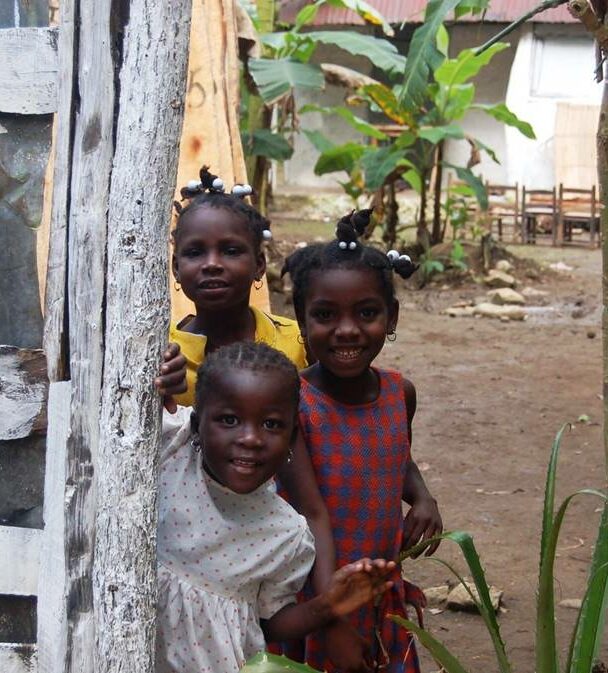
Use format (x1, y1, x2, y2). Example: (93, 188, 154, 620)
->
(394, 426, 608, 673)
(241, 652, 321, 672)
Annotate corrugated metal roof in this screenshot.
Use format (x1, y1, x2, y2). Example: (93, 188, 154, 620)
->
(279, 1, 578, 25)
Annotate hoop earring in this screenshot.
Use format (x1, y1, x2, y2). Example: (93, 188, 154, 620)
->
(297, 334, 306, 345)
(190, 435, 201, 452)
(286, 447, 293, 464)
(253, 279, 263, 290)
(174, 280, 181, 292)
(387, 331, 397, 342)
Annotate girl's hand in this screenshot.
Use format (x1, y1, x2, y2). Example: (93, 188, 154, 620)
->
(154, 343, 187, 413)
(324, 558, 395, 618)
(324, 620, 374, 673)
(401, 496, 443, 557)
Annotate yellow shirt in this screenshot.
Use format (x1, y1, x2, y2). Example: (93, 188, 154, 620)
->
(169, 306, 307, 406)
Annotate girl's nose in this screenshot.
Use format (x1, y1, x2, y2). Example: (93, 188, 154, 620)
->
(237, 425, 263, 448)
(335, 317, 359, 339)
(202, 252, 223, 273)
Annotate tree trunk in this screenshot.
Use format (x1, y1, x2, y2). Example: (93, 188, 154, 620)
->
(94, 2, 191, 670)
(417, 169, 431, 250)
(599, 75, 608, 474)
(431, 142, 444, 245)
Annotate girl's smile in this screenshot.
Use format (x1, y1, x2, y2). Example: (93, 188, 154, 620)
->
(197, 368, 297, 493)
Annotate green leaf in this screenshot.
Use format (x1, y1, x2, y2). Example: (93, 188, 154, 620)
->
(436, 24, 450, 56)
(403, 168, 422, 194)
(302, 129, 335, 154)
(249, 58, 325, 103)
(568, 502, 608, 673)
(469, 136, 499, 164)
(361, 146, 406, 190)
(305, 31, 406, 74)
(399, 0, 462, 108)
(442, 83, 475, 121)
(325, 0, 394, 36)
(419, 124, 465, 144)
(300, 103, 388, 139)
(241, 651, 322, 672)
(389, 615, 470, 673)
(360, 84, 409, 125)
(445, 164, 488, 209)
(314, 143, 366, 175)
(241, 129, 294, 161)
(435, 43, 509, 86)
(473, 103, 536, 139)
(454, 0, 490, 17)
(294, 3, 320, 31)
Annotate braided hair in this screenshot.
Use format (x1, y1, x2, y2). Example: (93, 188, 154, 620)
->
(194, 342, 300, 412)
(282, 208, 418, 319)
(172, 166, 272, 254)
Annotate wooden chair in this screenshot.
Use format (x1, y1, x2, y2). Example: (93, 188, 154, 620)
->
(521, 187, 558, 245)
(485, 181, 519, 242)
(557, 184, 600, 247)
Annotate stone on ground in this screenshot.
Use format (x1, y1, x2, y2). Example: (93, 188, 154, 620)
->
(423, 585, 449, 608)
(444, 306, 476, 317)
(558, 598, 582, 609)
(495, 259, 513, 272)
(473, 303, 527, 321)
(447, 581, 503, 613)
(487, 288, 526, 305)
(484, 269, 516, 288)
(521, 286, 549, 299)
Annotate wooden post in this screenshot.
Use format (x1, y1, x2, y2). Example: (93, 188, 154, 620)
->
(41, 1, 192, 671)
(94, 0, 192, 670)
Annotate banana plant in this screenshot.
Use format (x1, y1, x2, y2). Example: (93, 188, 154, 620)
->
(306, 16, 534, 248)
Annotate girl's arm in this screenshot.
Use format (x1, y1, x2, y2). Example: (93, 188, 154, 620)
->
(401, 378, 443, 557)
(261, 560, 394, 643)
(155, 343, 187, 413)
(277, 430, 335, 594)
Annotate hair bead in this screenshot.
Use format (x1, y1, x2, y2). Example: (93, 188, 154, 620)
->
(262, 229, 273, 241)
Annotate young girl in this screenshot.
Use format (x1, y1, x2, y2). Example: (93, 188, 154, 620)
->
(278, 213, 444, 673)
(167, 166, 306, 407)
(157, 341, 394, 673)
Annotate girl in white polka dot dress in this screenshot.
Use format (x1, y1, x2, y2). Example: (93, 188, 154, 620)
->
(156, 342, 395, 673)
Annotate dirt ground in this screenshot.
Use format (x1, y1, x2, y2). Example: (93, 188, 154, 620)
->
(270, 231, 606, 672)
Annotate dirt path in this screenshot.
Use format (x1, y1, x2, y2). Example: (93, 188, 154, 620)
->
(382, 245, 605, 673)
(273, 241, 605, 672)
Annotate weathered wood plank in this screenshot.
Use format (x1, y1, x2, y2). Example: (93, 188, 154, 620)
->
(0, 526, 41, 595)
(43, 0, 75, 381)
(61, 1, 114, 672)
(0, 28, 58, 114)
(0, 643, 37, 673)
(0, 347, 47, 441)
(36, 381, 69, 673)
(93, 0, 192, 670)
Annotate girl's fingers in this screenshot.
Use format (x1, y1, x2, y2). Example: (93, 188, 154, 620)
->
(157, 370, 188, 388)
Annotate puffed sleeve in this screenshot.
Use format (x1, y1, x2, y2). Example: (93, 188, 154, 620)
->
(257, 520, 316, 620)
(160, 405, 194, 463)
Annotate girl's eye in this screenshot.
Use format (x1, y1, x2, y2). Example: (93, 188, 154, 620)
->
(311, 309, 333, 321)
(182, 247, 202, 258)
(224, 246, 244, 256)
(219, 415, 239, 427)
(263, 418, 284, 430)
(360, 307, 379, 319)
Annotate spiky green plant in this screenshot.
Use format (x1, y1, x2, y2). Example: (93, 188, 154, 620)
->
(240, 652, 321, 672)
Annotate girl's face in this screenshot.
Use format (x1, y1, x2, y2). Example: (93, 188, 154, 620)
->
(172, 206, 265, 311)
(301, 267, 398, 379)
(197, 368, 297, 494)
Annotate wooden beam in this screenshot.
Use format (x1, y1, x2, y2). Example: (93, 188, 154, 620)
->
(0, 27, 58, 114)
(93, 0, 192, 669)
(36, 382, 69, 673)
(0, 347, 47, 441)
(0, 526, 41, 596)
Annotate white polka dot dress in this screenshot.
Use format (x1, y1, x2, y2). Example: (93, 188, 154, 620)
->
(157, 408, 315, 673)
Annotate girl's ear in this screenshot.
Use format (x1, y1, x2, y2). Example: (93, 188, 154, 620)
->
(190, 410, 199, 435)
(388, 298, 399, 333)
(172, 254, 180, 281)
(255, 251, 266, 282)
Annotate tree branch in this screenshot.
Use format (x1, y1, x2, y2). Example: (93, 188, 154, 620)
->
(568, 0, 608, 51)
(473, 0, 569, 55)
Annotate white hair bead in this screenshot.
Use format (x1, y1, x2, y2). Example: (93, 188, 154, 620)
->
(399, 254, 412, 263)
(187, 179, 201, 190)
(241, 184, 253, 195)
(212, 177, 224, 191)
(232, 185, 247, 196)
(387, 249, 399, 261)
(348, 241, 357, 250)
(338, 241, 347, 250)
(262, 229, 273, 241)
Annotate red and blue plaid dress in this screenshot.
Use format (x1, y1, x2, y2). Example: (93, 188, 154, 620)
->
(298, 370, 422, 673)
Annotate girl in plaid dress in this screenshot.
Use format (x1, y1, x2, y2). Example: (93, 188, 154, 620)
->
(279, 212, 443, 673)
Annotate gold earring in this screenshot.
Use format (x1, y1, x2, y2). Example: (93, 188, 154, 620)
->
(253, 279, 263, 290)
(387, 330, 397, 341)
(174, 280, 181, 292)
